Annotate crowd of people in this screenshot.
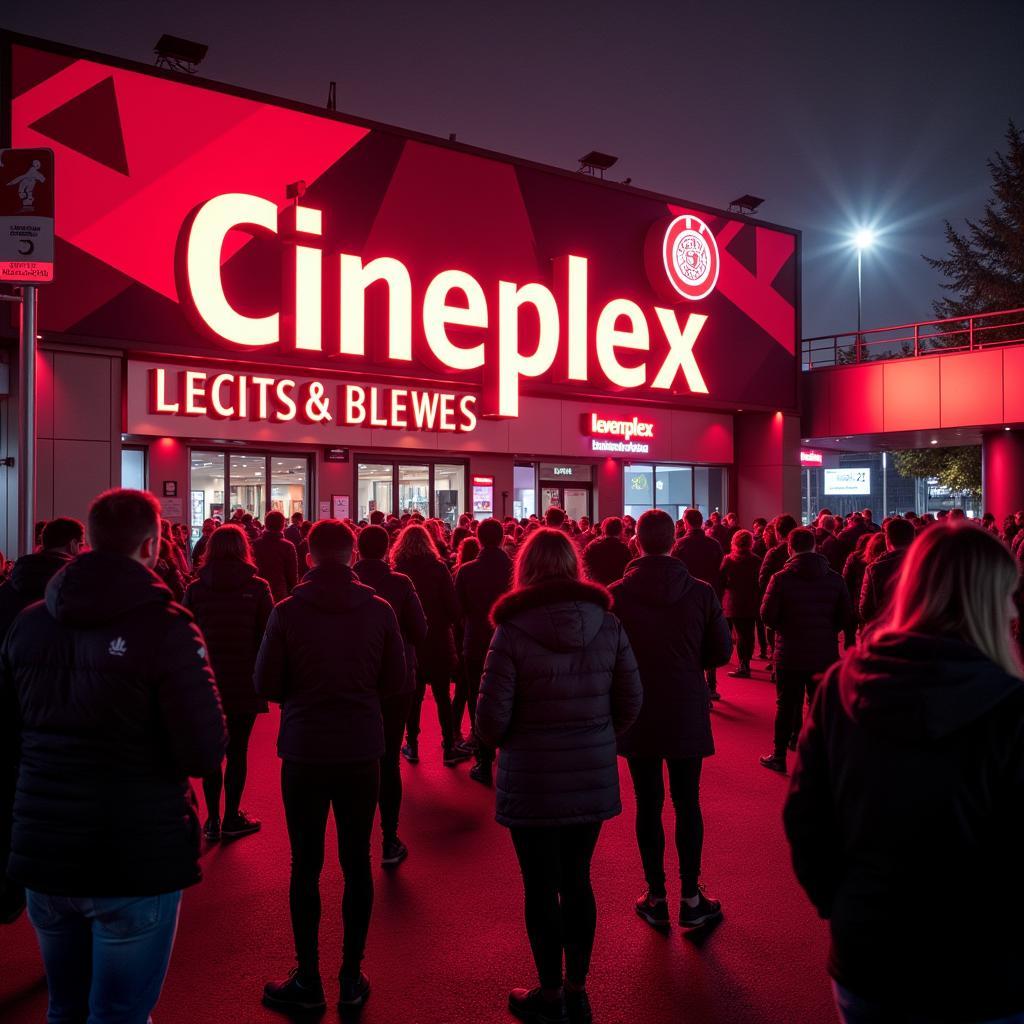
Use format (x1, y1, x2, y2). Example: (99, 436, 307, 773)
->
(1, 492, 1023, 1024)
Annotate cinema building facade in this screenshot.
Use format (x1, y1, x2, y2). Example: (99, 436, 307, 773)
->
(0, 34, 801, 548)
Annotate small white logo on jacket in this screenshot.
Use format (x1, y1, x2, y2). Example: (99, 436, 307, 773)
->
(108, 637, 127, 657)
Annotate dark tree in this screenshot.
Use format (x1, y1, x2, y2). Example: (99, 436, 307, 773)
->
(924, 121, 1024, 325)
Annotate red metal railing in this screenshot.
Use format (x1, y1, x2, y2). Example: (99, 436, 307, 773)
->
(801, 307, 1024, 370)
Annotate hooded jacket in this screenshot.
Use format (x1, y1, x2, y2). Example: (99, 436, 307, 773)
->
(183, 560, 274, 716)
(352, 557, 427, 694)
(761, 551, 853, 673)
(254, 562, 406, 763)
(476, 579, 642, 828)
(783, 634, 1024, 1019)
(611, 557, 732, 759)
(1, 551, 226, 897)
(0, 549, 73, 640)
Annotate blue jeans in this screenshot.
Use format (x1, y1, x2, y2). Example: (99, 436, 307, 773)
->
(833, 981, 1024, 1024)
(27, 890, 181, 1024)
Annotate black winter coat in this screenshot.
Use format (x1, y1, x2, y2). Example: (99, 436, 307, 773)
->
(1, 552, 225, 897)
(784, 634, 1024, 1020)
(758, 541, 789, 593)
(761, 552, 853, 673)
(254, 563, 405, 763)
(611, 557, 731, 759)
(582, 536, 633, 586)
(818, 533, 846, 576)
(353, 558, 427, 694)
(393, 553, 458, 674)
(670, 530, 723, 593)
(858, 547, 907, 625)
(454, 546, 513, 661)
(476, 579, 642, 828)
(183, 561, 274, 716)
(0, 550, 73, 639)
(719, 551, 762, 618)
(252, 531, 298, 603)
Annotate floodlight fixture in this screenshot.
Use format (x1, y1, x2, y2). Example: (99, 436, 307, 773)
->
(728, 194, 765, 215)
(154, 35, 208, 74)
(578, 151, 618, 178)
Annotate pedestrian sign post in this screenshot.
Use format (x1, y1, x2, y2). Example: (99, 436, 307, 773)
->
(0, 147, 53, 555)
(0, 147, 54, 283)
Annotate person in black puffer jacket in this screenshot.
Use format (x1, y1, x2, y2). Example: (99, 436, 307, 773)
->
(0, 516, 84, 925)
(391, 524, 464, 767)
(255, 520, 405, 1011)
(353, 525, 428, 868)
(611, 510, 732, 933)
(454, 518, 513, 786)
(477, 528, 641, 1024)
(719, 528, 762, 678)
(183, 524, 273, 843)
(252, 509, 298, 603)
(0, 489, 225, 1024)
(760, 527, 853, 774)
(858, 515, 915, 627)
(581, 516, 632, 586)
(784, 522, 1024, 1024)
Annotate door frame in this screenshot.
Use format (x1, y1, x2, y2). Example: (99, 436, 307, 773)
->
(538, 480, 593, 521)
(354, 454, 470, 523)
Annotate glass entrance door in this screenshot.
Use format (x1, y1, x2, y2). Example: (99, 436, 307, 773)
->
(355, 459, 467, 525)
(190, 449, 312, 541)
(540, 484, 592, 521)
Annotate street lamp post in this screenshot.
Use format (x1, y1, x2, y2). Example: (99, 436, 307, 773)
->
(853, 228, 874, 357)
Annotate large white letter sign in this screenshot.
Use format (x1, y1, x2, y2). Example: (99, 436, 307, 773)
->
(186, 193, 280, 346)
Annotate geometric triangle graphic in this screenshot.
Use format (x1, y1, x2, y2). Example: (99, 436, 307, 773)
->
(725, 223, 757, 276)
(12, 44, 77, 100)
(29, 77, 129, 176)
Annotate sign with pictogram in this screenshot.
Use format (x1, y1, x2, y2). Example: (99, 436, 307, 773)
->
(0, 148, 55, 282)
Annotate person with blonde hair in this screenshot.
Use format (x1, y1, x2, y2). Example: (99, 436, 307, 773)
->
(784, 522, 1024, 1024)
(476, 528, 642, 1024)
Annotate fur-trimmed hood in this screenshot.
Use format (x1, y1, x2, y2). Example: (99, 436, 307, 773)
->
(491, 578, 612, 653)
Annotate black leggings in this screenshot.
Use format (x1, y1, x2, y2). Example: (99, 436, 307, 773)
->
(407, 665, 455, 751)
(627, 756, 704, 898)
(379, 693, 412, 842)
(510, 823, 602, 990)
(202, 712, 257, 821)
(728, 617, 756, 666)
(281, 758, 379, 978)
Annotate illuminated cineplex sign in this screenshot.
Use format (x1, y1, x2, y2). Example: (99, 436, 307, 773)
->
(180, 194, 715, 417)
(584, 412, 655, 454)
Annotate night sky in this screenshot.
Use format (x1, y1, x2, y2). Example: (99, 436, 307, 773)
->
(4, 0, 1022, 338)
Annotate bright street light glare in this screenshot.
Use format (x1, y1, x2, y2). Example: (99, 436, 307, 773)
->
(853, 228, 875, 250)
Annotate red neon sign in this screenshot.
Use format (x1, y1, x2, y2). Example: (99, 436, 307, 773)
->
(178, 194, 712, 419)
(800, 449, 824, 466)
(149, 368, 477, 432)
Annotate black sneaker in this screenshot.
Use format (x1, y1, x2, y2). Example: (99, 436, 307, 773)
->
(443, 746, 472, 767)
(634, 891, 670, 929)
(400, 741, 419, 764)
(455, 737, 477, 755)
(509, 987, 569, 1024)
(468, 760, 492, 786)
(262, 968, 327, 1012)
(381, 838, 408, 868)
(727, 667, 751, 678)
(759, 753, 787, 774)
(565, 989, 593, 1024)
(202, 817, 221, 842)
(679, 890, 723, 929)
(221, 810, 261, 839)
(338, 971, 371, 1008)
(0, 882, 26, 925)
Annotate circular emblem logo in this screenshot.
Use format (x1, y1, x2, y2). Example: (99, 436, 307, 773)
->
(662, 215, 719, 301)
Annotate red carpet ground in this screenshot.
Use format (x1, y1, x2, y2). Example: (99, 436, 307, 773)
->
(0, 653, 835, 1023)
